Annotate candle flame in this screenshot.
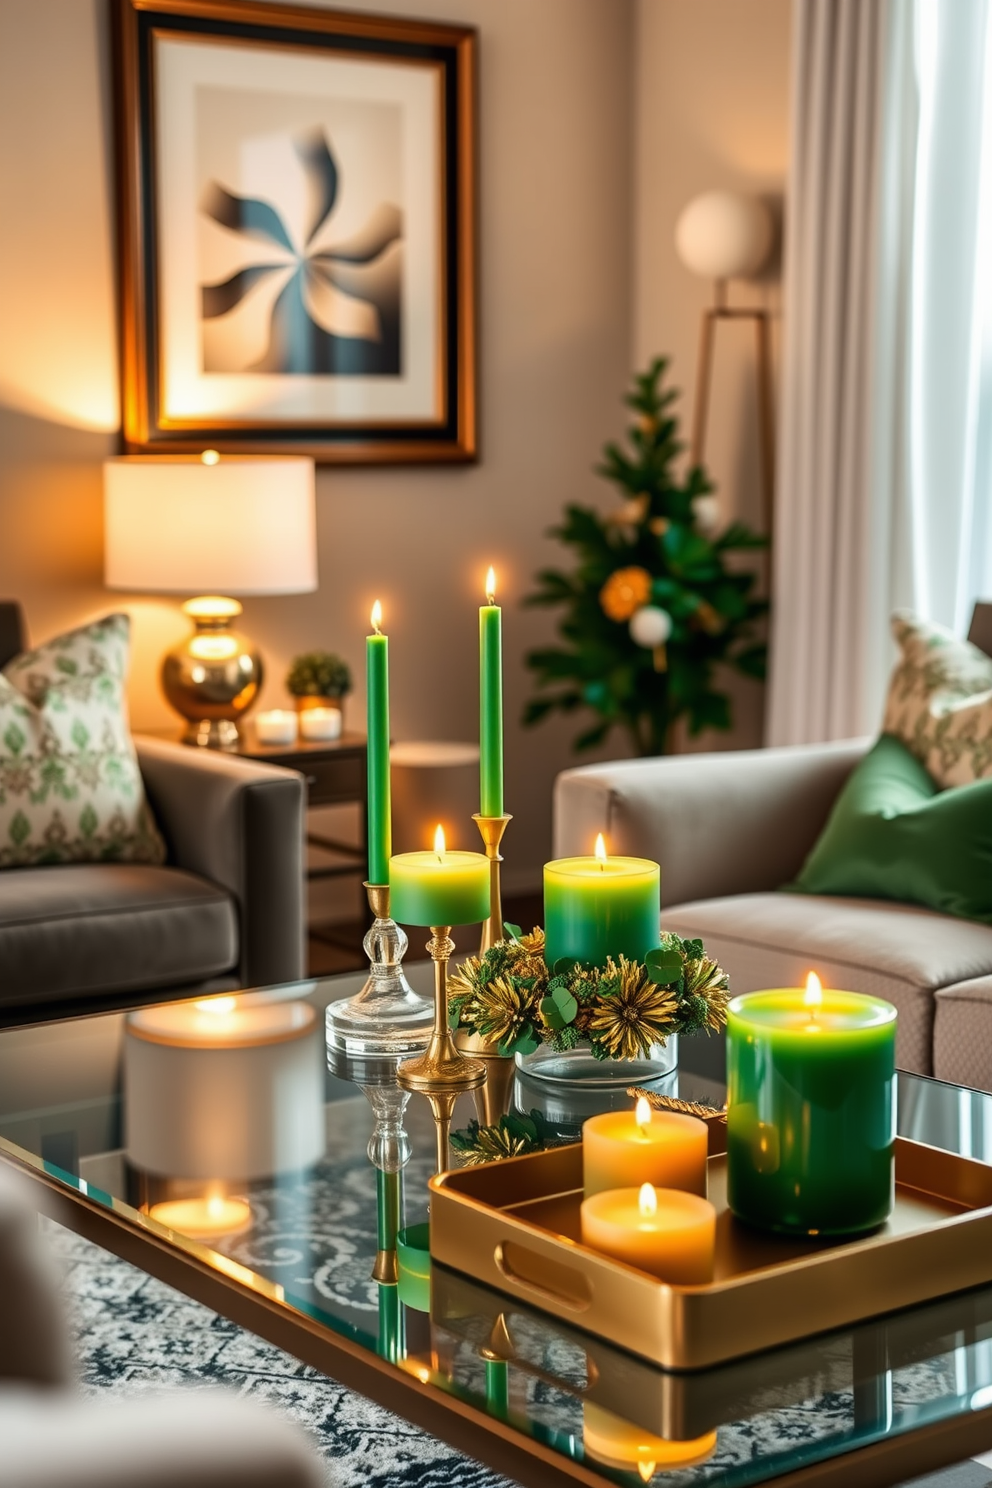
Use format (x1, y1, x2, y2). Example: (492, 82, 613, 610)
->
(594, 832, 607, 865)
(434, 824, 446, 860)
(206, 1190, 226, 1221)
(637, 1465, 655, 1483)
(201, 448, 219, 466)
(638, 1183, 657, 1218)
(194, 996, 236, 1016)
(635, 1096, 652, 1132)
(486, 565, 496, 604)
(804, 972, 823, 1009)
(370, 600, 383, 635)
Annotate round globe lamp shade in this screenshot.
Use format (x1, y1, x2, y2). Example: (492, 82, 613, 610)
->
(674, 190, 773, 282)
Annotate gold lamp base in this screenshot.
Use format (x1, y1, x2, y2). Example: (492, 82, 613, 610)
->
(162, 597, 262, 749)
(397, 928, 486, 1096)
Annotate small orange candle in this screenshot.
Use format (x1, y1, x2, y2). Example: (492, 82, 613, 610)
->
(583, 1097, 708, 1198)
(581, 1183, 716, 1283)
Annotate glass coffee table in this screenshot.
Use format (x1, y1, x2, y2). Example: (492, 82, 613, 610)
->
(3, 966, 992, 1488)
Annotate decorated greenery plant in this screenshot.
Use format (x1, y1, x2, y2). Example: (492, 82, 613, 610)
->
(449, 925, 728, 1063)
(285, 651, 352, 700)
(523, 357, 767, 756)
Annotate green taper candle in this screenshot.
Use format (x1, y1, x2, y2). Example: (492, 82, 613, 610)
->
(390, 826, 490, 926)
(480, 566, 503, 817)
(543, 836, 660, 968)
(366, 601, 391, 886)
(726, 978, 897, 1236)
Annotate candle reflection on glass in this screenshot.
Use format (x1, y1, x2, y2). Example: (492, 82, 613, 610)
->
(147, 1187, 252, 1239)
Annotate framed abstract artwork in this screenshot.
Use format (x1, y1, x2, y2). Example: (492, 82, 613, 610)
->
(113, 0, 477, 463)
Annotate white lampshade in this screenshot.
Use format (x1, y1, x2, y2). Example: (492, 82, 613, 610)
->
(674, 190, 773, 282)
(104, 455, 317, 595)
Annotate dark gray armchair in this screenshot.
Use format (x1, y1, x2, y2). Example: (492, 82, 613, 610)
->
(0, 605, 305, 1021)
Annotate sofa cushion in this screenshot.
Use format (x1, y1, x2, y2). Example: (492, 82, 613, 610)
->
(791, 733, 992, 924)
(883, 611, 992, 786)
(933, 977, 992, 1092)
(664, 892, 992, 1075)
(0, 865, 237, 1006)
(0, 614, 165, 867)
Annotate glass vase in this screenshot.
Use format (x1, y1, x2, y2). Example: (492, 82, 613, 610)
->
(515, 1035, 677, 1087)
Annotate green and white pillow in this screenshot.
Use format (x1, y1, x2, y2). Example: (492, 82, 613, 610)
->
(0, 613, 165, 867)
(882, 611, 992, 787)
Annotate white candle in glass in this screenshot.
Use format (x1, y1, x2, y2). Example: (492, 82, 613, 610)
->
(255, 710, 298, 744)
(300, 707, 342, 741)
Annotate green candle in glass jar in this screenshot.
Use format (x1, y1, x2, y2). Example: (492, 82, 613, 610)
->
(726, 977, 897, 1236)
(543, 835, 660, 969)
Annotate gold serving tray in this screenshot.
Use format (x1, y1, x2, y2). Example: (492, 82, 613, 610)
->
(428, 1121, 992, 1370)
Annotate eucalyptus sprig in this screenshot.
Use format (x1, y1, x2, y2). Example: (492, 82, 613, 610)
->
(449, 924, 728, 1063)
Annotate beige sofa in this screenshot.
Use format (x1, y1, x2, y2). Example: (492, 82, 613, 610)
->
(554, 739, 992, 1088)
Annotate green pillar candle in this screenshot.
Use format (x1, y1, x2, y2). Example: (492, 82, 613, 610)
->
(480, 567, 503, 818)
(390, 828, 490, 926)
(543, 842, 660, 968)
(726, 982, 897, 1236)
(366, 602, 391, 886)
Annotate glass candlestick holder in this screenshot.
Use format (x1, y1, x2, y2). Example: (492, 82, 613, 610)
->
(325, 883, 434, 1057)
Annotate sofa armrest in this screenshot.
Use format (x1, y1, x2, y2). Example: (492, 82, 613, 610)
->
(135, 738, 305, 988)
(553, 738, 871, 908)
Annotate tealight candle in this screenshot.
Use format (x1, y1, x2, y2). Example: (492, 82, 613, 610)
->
(147, 1191, 252, 1240)
(389, 825, 490, 926)
(583, 1097, 708, 1197)
(581, 1182, 716, 1284)
(544, 835, 660, 968)
(300, 706, 342, 741)
(255, 709, 298, 745)
(726, 974, 897, 1236)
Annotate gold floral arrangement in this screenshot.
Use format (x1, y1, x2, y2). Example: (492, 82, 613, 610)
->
(448, 926, 729, 1062)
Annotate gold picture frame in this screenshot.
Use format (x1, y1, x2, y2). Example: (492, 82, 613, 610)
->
(113, 0, 477, 463)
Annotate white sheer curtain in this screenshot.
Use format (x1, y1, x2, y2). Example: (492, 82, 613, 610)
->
(767, 0, 992, 745)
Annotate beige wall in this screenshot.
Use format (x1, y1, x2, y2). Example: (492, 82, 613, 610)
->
(634, 0, 792, 749)
(0, 0, 633, 894)
(0, 0, 791, 892)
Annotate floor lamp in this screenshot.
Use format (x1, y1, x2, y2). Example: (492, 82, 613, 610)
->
(675, 190, 776, 546)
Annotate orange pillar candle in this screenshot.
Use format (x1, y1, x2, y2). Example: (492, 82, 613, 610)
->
(583, 1097, 708, 1198)
(581, 1183, 716, 1283)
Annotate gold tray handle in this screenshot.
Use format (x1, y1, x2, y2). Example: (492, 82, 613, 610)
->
(494, 1238, 593, 1312)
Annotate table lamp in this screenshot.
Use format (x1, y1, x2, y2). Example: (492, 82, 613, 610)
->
(104, 453, 317, 747)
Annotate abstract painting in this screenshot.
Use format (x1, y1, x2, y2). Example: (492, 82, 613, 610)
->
(114, 0, 477, 463)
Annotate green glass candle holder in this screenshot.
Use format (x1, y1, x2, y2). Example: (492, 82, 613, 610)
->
(726, 988, 897, 1236)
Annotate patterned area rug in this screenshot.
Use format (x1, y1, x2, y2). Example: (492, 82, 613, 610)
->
(47, 1220, 513, 1488)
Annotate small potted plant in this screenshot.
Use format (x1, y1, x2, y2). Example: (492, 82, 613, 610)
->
(285, 651, 353, 721)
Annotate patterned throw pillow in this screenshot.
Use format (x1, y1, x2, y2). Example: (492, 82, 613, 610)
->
(882, 611, 992, 786)
(0, 613, 166, 867)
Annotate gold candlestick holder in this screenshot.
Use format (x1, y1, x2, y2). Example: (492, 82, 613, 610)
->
(473, 814, 512, 955)
(397, 928, 486, 1095)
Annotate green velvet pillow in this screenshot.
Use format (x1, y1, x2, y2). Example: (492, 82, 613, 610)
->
(791, 733, 992, 924)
